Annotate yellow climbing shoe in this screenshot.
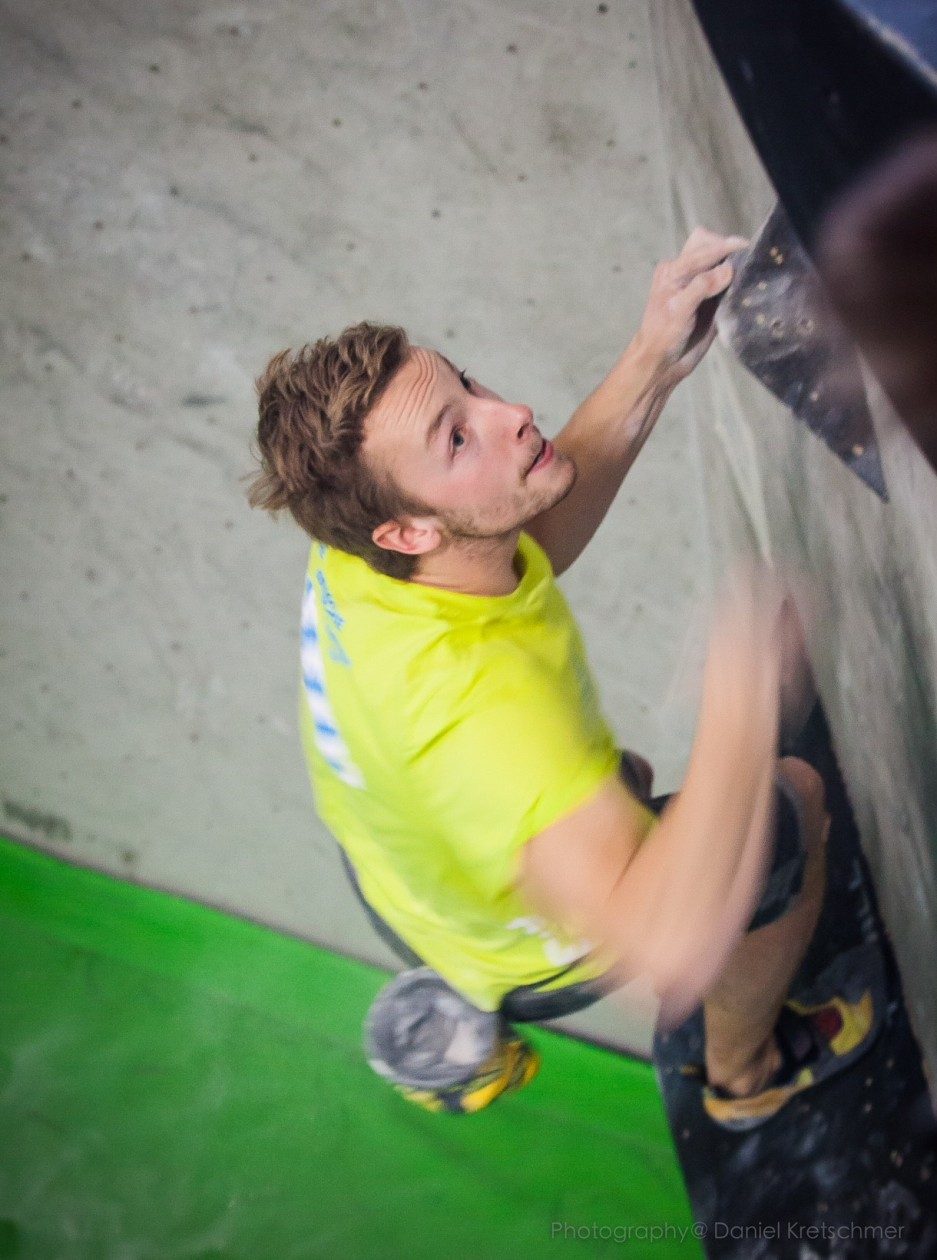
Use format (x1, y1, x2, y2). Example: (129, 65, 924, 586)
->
(700, 988, 877, 1132)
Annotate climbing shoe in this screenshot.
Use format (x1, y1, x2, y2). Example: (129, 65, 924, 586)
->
(394, 1033, 541, 1114)
(698, 985, 878, 1131)
(365, 967, 540, 1114)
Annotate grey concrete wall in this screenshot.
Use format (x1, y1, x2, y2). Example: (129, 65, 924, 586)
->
(651, 2, 937, 1098)
(0, 0, 720, 1056)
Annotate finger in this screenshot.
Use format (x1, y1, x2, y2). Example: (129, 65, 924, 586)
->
(682, 225, 740, 251)
(675, 231, 748, 279)
(679, 227, 748, 255)
(679, 320, 718, 371)
(675, 240, 746, 284)
(680, 228, 745, 252)
(697, 321, 718, 356)
(672, 259, 734, 314)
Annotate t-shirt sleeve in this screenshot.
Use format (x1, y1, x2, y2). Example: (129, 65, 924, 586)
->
(405, 662, 623, 901)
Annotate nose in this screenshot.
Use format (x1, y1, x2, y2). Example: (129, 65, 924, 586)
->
(505, 401, 535, 441)
(478, 397, 536, 445)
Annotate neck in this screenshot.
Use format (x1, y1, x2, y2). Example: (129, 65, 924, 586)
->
(410, 529, 523, 597)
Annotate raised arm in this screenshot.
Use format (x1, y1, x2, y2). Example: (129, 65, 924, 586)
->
(525, 228, 746, 576)
(518, 568, 783, 1026)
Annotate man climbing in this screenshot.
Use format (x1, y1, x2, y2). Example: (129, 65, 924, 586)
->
(248, 228, 875, 1124)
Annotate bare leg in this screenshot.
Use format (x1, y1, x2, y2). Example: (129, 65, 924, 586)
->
(703, 757, 829, 1096)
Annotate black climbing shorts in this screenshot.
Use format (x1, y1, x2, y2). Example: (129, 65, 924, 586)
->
(340, 753, 810, 1024)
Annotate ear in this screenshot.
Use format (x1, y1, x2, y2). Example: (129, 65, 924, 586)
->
(372, 516, 442, 557)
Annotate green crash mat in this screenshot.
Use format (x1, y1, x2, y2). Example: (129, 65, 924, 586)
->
(0, 835, 698, 1260)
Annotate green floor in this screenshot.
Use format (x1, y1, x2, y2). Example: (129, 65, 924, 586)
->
(0, 836, 698, 1260)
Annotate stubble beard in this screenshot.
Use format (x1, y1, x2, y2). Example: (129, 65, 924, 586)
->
(440, 450, 578, 544)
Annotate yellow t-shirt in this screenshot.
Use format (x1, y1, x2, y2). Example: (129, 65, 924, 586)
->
(297, 531, 653, 1011)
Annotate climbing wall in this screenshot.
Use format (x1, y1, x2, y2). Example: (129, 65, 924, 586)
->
(654, 706, 937, 1257)
(649, 0, 937, 1108)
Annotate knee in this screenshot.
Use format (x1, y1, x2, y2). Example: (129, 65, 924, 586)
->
(777, 756, 828, 852)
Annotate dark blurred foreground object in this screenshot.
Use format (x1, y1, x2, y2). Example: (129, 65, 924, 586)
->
(818, 130, 937, 474)
(691, 0, 937, 255)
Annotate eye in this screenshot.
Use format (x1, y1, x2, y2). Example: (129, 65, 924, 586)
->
(458, 369, 472, 392)
(450, 427, 466, 455)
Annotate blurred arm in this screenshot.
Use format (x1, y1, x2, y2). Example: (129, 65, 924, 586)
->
(519, 571, 781, 1024)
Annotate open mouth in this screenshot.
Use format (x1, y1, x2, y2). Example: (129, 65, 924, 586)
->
(527, 437, 553, 474)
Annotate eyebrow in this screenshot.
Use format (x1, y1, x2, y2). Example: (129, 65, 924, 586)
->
(423, 355, 461, 450)
(425, 404, 452, 450)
